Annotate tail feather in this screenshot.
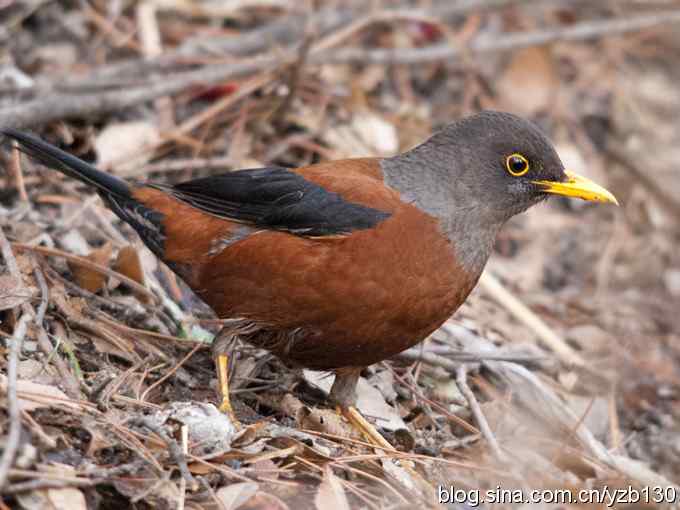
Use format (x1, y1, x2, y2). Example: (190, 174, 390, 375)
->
(2, 128, 166, 258)
(1, 128, 130, 199)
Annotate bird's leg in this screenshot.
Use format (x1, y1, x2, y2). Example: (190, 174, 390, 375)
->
(212, 328, 241, 428)
(330, 368, 395, 451)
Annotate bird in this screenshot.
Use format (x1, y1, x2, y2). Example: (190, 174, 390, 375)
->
(1, 111, 617, 448)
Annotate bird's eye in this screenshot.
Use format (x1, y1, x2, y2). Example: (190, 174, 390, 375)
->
(506, 153, 530, 176)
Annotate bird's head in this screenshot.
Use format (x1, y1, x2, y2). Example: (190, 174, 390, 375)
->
(386, 110, 617, 225)
(383, 110, 618, 271)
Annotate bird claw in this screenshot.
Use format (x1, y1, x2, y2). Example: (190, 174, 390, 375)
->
(340, 405, 394, 451)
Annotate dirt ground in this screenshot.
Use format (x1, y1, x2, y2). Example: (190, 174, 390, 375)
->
(1, 1, 679, 509)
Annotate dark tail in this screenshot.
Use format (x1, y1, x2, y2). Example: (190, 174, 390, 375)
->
(1, 128, 131, 199)
(1, 129, 166, 257)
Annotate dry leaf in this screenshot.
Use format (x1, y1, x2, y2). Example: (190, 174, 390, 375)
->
(113, 245, 146, 287)
(315, 466, 350, 510)
(162, 402, 238, 450)
(0, 274, 32, 311)
(304, 370, 407, 431)
(46, 488, 87, 510)
(0, 375, 69, 411)
(498, 46, 558, 116)
(239, 492, 290, 510)
(296, 405, 350, 437)
(323, 113, 398, 158)
(95, 121, 160, 173)
(16, 487, 86, 510)
(60, 229, 91, 256)
(68, 242, 112, 293)
(216, 482, 259, 510)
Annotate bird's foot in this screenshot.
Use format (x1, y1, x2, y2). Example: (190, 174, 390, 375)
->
(216, 353, 242, 429)
(339, 405, 395, 451)
(329, 368, 394, 450)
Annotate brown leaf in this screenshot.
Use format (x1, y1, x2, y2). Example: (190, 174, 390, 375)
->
(0, 375, 69, 412)
(113, 245, 146, 287)
(0, 274, 32, 311)
(315, 466, 350, 510)
(497, 46, 558, 116)
(69, 242, 113, 293)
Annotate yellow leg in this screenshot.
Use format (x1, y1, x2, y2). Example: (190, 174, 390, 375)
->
(216, 354, 241, 428)
(341, 406, 434, 495)
(340, 405, 395, 451)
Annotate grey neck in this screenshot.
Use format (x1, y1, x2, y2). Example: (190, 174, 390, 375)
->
(380, 151, 503, 276)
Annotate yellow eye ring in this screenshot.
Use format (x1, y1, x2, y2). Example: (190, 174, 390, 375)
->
(506, 153, 530, 176)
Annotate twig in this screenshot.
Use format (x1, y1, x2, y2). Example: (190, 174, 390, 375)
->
(456, 365, 505, 462)
(607, 140, 680, 219)
(2, 478, 94, 495)
(8, 141, 28, 202)
(4, 8, 680, 129)
(178, 425, 189, 510)
(136, 1, 175, 130)
(0, 57, 281, 129)
(140, 343, 201, 403)
(20, 409, 57, 448)
(397, 346, 546, 366)
(324, 9, 680, 65)
(273, 35, 313, 125)
(0, 312, 31, 490)
(0, 228, 31, 490)
(33, 264, 48, 324)
(129, 417, 198, 491)
(177, 0, 532, 57)
(110, 72, 275, 176)
(28, 263, 82, 398)
(12, 242, 157, 304)
(487, 361, 679, 489)
(387, 364, 479, 435)
(478, 271, 585, 366)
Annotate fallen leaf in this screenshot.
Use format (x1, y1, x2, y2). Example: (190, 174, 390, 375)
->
(18, 359, 59, 385)
(304, 370, 407, 431)
(0, 274, 32, 311)
(16, 465, 87, 510)
(95, 121, 160, 173)
(68, 242, 112, 293)
(59, 229, 91, 256)
(322, 112, 398, 158)
(498, 46, 558, 116)
(152, 402, 238, 455)
(46, 487, 87, 510)
(216, 482, 259, 510)
(113, 245, 146, 287)
(240, 492, 290, 510)
(0, 375, 69, 411)
(315, 466, 350, 510)
(296, 405, 350, 438)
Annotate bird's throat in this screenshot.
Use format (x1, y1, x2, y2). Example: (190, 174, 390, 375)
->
(381, 155, 502, 275)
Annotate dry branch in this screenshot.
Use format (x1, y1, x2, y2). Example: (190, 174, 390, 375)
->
(325, 9, 680, 64)
(3, 8, 680, 129)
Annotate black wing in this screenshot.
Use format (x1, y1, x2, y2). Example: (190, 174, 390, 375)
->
(152, 167, 390, 236)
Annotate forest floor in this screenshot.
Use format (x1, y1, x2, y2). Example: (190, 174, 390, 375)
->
(1, 1, 680, 509)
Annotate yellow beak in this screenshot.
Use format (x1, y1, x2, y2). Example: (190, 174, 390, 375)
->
(532, 171, 618, 205)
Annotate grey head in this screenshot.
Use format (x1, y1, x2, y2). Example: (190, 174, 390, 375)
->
(381, 110, 617, 273)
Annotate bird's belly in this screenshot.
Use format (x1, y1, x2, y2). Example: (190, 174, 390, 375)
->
(232, 277, 470, 370)
(196, 209, 477, 369)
